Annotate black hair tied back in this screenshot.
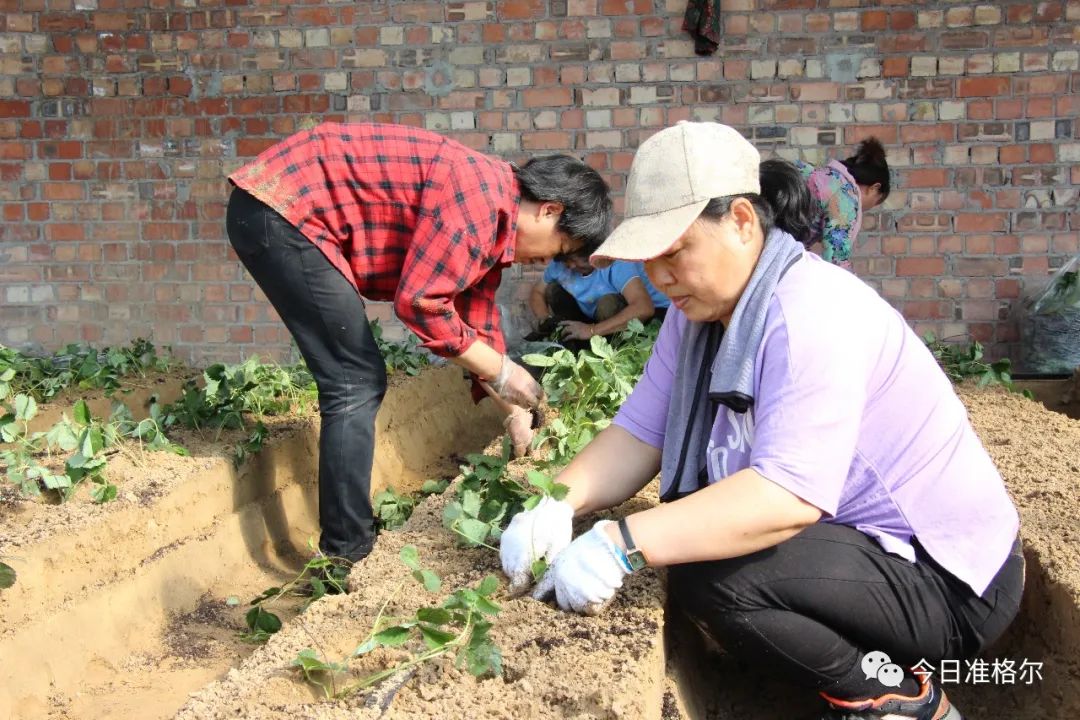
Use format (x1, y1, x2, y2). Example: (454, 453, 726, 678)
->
(841, 137, 891, 200)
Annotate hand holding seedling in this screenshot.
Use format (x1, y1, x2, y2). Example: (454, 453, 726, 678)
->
(500, 494, 574, 595)
(531, 520, 629, 615)
(558, 320, 595, 341)
(503, 407, 535, 458)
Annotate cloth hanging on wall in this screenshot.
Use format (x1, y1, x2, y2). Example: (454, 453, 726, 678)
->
(683, 0, 722, 56)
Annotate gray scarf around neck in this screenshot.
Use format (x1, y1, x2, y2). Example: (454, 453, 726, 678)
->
(659, 229, 804, 501)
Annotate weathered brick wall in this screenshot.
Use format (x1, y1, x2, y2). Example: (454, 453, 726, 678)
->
(1, 0, 1077, 367)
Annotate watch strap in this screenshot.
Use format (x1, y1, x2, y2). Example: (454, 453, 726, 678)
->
(617, 518, 647, 571)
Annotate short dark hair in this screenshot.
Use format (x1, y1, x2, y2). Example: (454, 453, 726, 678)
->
(699, 158, 815, 246)
(841, 137, 891, 200)
(513, 155, 612, 256)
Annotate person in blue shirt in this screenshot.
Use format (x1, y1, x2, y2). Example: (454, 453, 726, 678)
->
(527, 253, 669, 345)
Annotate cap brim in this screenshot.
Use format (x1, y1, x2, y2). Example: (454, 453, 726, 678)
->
(590, 199, 709, 265)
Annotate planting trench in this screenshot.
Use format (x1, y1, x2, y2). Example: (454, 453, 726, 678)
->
(174, 381, 1080, 720)
(0, 365, 503, 720)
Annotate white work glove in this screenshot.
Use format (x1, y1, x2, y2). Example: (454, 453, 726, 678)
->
(531, 520, 631, 616)
(490, 354, 544, 409)
(504, 407, 534, 458)
(500, 496, 574, 594)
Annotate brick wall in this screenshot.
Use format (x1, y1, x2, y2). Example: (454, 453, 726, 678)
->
(1, 0, 1077, 368)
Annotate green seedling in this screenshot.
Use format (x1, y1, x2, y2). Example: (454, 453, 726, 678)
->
(1, 391, 184, 502)
(157, 356, 316, 466)
(923, 334, 1034, 399)
(0, 338, 175, 402)
(292, 545, 502, 700)
(523, 319, 659, 466)
(441, 448, 569, 563)
(240, 548, 352, 643)
(420, 478, 450, 496)
(373, 486, 417, 531)
(0, 559, 16, 591)
(371, 320, 430, 376)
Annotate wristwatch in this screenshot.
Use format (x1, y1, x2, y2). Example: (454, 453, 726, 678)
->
(617, 518, 648, 572)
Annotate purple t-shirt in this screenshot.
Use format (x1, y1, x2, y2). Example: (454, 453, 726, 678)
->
(614, 252, 1018, 596)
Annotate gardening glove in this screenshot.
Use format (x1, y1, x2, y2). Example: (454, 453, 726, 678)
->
(500, 495, 574, 595)
(532, 520, 630, 616)
(559, 320, 596, 342)
(490, 354, 544, 409)
(504, 406, 534, 458)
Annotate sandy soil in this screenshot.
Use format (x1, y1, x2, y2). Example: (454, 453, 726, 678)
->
(177, 384, 1080, 720)
(1, 366, 503, 720)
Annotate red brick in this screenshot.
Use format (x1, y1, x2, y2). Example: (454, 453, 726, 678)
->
(890, 11, 916, 30)
(899, 170, 946, 190)
(900, 125, 955, 143)
(861, 10, 888, 30)
(522, 88, 573, 107)
(521, 132, 572, 150)
(957, 77, 1011, 97)
(882, 57, 909, 77)
(500, 0, 544, 19)
(896, 258, 946, 276)
(955, 213, 1008, 232)
(0, 101, 31, 118)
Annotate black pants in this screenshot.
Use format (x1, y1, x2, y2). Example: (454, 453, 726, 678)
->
(668, 523, 1024, 700)
(544, 282, 628, 324)
(226, 187, 384, 562)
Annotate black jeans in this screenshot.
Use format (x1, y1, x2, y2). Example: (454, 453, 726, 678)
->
(668, 523, 1024, 700)
(225, 187, 385, 562)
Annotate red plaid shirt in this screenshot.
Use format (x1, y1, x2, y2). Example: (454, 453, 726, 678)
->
(229, 122, 519, 359)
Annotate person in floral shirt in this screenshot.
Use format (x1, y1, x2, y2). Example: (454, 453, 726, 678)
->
(797, 138, 890, 269)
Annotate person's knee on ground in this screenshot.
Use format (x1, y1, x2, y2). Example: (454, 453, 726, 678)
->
(593, 293, 630, 325)
(544, 282, 589, 322)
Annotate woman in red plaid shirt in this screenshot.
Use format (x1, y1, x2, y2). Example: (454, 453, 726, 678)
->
(225, 122, 612, 573)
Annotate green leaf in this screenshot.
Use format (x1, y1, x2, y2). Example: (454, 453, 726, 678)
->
(476, 574, 499, 597)
(525, 470, 552, 493)
(292, 648, 334, 672)
(530, 558, 549, 581)
(14, 394, 37, 422)
(399, 544, 420, 571)
(457, 518, 491, 547)
(419, 624, 456, 649)
(0, 561, 15, 590)
(46, 422, 79, 452)
(465, 640, 503, 677)
(74, 399, 91, 426)
(549, 483, 570, 501)
(421, 478, 449, 495)
(522, 495, 541, 511)
(374, 625, 411, 647)
(475, 596, 501, 616)
(245, 606, 282, 635)
(354, 637, 378, 656)
(91, 483, 117, 503)
(521, 353, 556, 368)
(416, 607, 452, 625)
(414, 569, 442, 593)
(461, 488, 482, 517)
(43, 473, 72, 490)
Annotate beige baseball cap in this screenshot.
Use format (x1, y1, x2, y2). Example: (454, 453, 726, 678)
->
(591, 121, 760, 264)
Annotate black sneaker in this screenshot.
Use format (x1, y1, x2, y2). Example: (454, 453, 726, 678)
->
(820, 676, 962, 720)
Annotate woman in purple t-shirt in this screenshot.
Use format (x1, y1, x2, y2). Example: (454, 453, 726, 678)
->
(499, 123, 1023, 720)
